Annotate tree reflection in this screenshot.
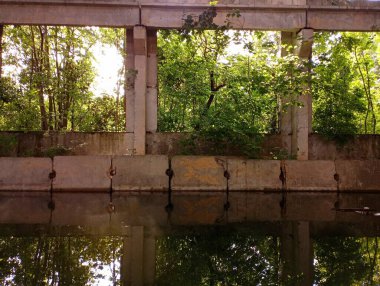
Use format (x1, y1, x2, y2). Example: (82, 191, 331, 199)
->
(156, 227, 380, 286)
(156, 228, 281, 286)
(0, 235, 123, 286)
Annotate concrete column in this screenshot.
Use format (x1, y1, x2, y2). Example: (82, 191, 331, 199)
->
(120, 226, 157, 286)
(133, 26, 147, 155)
(125, 27, 157, 153)
(280, 29, 313, 160)
(146, 29, 158, 133)
(280, 221, 313, 286)
(126, 28, 135, 133)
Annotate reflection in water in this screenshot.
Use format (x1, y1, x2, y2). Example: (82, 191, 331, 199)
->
(156, 228, 380, 286)
(156, 228, 281, 286)
(0, 235, 123, 286)
(0, 226, 379, 285)
(314, 237, 379, 285)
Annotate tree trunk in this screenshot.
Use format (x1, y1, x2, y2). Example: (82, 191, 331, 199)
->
(0, 25, 3, 79)
(31, 26, 48, 131)
(38, 26, 49, 131)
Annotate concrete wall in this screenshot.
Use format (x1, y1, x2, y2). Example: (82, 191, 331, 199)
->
(0, 132, 379, 160)
(0, 156, 379, 228)
(1, 155, 379, 192)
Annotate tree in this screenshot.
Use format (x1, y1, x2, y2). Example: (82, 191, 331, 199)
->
(312, 32, 366, 141)
(1, 26, 96, 131)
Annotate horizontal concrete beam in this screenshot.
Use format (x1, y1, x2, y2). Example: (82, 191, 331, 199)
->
(0, 1, 379, 30)
(1, 156, 379, 192)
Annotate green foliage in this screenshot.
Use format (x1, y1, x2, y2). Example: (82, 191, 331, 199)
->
(312, 32, 379, 141)
(0, 133, 17, 156)
(76, 95, 125, 132)
(0, 26, 123, 132)
(0, 235, 123, 286)
(314, 237, 368, 285)
(158, 28, 311, 156)
(156, 228, 280, 286)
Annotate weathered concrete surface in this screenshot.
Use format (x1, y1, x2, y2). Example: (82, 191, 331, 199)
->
(336, 160, 380, 192)
(133, 26, 148, 155)
(171, 156, 226, 191)
(228, 159, 282, 191)
(285, 160, 336, 191)
(308, 134, 380, 160)
(0, 158, 51, 191)
(0, 3, 140, 26)
(113, 155, 168, 191)
(1, 132, 379, 160)
(146, 29, 158, 133)
(0, 1, 379, 31)
(1, 155, 379, 193)
(53, 156, 111, 192)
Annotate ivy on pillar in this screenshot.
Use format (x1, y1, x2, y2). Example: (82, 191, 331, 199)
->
(280, 29, 313, 160)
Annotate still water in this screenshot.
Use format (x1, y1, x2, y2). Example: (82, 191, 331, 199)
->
(0, 226, 379, 285)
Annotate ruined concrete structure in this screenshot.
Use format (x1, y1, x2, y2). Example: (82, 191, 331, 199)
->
(1, 1, 380, 285)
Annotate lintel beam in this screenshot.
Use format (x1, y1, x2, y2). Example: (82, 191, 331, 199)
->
(0, 2, 379, 31)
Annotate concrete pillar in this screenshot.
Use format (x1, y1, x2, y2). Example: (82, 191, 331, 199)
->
(126, 28, 135, 134)
(280, 29, 313, 160)
(121, 226, 157, 286)
(280, 221, 313, 286)
(125, 26, 157, 154)
(133, 26, 148, 155)
(146, 29, 158, 133)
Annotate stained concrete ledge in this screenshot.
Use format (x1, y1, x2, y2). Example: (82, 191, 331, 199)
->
(285, 160, 337, 191)
(53, 156, 111, 192)
(112, 155, 168, 191)
(336, 160, 380, 191)
(0, 156, 379, 193)
(0, 157, 51, 191)
(171, 156, 227, 191)
(228, 159, 282, 191)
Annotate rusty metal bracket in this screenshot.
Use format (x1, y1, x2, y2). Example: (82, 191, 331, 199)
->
(165, 159, 174, 215)
(215, 159, 231, 224)
(48, 169, 56, 211)
(223, 170, 231, 212)
(107, 161, 116, 214)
